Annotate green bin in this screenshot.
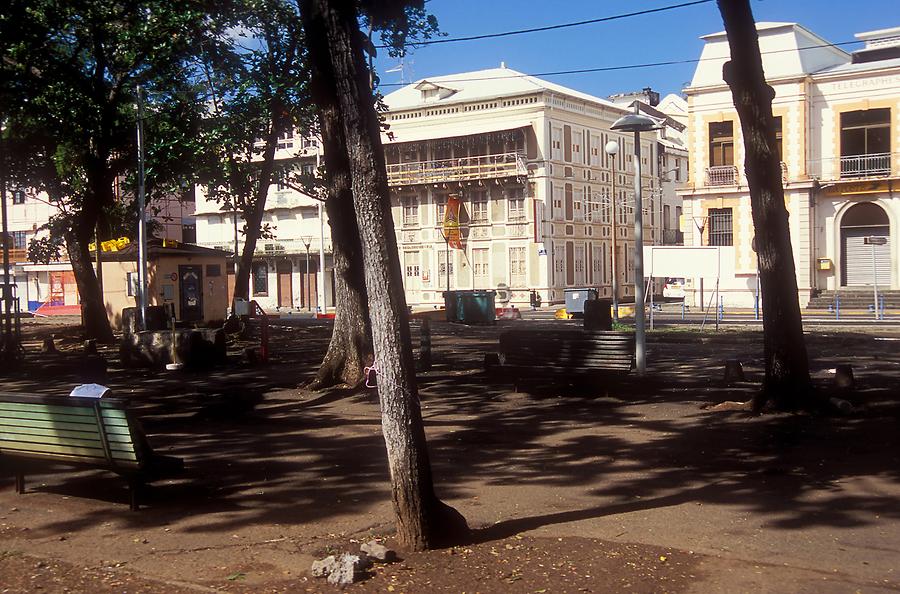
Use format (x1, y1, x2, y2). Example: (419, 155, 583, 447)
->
(456, 290, 496, 325)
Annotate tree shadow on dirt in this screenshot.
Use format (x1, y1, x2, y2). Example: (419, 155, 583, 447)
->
(1, 320, 898, 550)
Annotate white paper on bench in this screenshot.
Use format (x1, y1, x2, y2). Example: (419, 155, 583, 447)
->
(69, 384, 111, 398)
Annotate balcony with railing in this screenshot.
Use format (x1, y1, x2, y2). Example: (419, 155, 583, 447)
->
(387, 152, 527, 186)
(705, 165, 739, 186)
(839, 153, 892, 179)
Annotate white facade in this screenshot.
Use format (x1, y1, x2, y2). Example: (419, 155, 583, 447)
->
(382, 67, 684, 306)
(193, 67, 688, 311)
(193, 139, 334, 312)
(679, 22, 900, 308)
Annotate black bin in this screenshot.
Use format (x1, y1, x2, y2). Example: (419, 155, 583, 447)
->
(584, 299, 612, 331)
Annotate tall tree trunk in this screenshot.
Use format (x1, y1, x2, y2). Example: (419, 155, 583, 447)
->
(232, 124, 282, 302)
(717, 0, 812, 410)
(309, 41, 372, 390)
(300, 0, 467, 550)
(66, 161, 115, 343)
(65, 221, 113, 343)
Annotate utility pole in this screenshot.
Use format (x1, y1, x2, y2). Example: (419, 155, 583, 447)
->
(136, 86, 149, 330)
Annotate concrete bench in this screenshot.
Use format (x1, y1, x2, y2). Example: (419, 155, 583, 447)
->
(0, 392, 182, 510)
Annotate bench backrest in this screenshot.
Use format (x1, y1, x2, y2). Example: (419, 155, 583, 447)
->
(500, 329, 635, 370)
(0, 393, 143, 470)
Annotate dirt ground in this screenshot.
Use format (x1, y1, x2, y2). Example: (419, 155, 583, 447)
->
(1, 315, 899, 593)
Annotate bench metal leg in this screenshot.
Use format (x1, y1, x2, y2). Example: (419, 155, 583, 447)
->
(15, 472, 25, 494)
(127, 479, 141, 511)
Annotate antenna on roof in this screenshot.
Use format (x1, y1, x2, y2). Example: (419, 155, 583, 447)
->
(385, 57, 414, 84)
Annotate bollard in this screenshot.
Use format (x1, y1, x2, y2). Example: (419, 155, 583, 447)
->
(835, 295, 841, 320)
(681, 299, 685, 321)
(41, 336, 57, 354)
(166, 317, 184, 371)
(418, 318, 432, 371)
(717, 297, 724, 322)
(724, 359, 746, 385)
(879, 295, 885, 321)
(834, 364, 854, 391)
(754, 294, 759, 321)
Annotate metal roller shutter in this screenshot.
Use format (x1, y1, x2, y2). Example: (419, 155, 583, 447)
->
(842, 227, 890, 286)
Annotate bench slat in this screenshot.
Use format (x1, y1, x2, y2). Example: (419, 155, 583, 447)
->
(0, 424, 134, 443)
(0, 439, 138, 461)
(3, 449, 141, 469)
(0, 418, 132, 436)
(0, 410, 130, 427)
(0, 402, 128, 420)
(0, 431, 136, 453)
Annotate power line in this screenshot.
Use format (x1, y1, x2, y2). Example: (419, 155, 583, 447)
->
(376, 0, 713, 49)
(377, 35, 877, 88)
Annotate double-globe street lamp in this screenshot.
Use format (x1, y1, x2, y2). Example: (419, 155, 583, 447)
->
(610, 105, 661, 376)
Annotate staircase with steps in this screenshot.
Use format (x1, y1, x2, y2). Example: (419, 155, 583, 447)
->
(806, 289, 900, 310)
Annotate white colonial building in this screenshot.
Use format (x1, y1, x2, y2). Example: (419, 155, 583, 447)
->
(382, 66, 686, 307)
(679, 22, 900, 308)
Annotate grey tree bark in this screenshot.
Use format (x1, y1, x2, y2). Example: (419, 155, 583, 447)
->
(717, 0, 812, 410)
(310, 96, 373, 389)
(299, 0, 468, 550)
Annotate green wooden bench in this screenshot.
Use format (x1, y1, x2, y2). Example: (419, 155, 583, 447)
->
(0, 393, 183, 510)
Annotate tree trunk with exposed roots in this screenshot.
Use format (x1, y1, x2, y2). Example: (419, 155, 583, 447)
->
(299, 0, 468, 550)
(310, 97, 372, 388)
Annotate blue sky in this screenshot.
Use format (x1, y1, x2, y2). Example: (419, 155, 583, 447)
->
(373, 0, 899, 99)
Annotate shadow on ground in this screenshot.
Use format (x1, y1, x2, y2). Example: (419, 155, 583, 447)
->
(1, 318, 898, 551)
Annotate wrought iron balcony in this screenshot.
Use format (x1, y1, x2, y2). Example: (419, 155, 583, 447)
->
(705, 165, 739, 186)
(839, 153, 891, 179)
(387, 151, 528, 186)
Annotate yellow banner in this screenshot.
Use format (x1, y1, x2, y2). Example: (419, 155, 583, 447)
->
(443, 194, 463, 250)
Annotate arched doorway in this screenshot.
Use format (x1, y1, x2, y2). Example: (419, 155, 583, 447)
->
(840, 202, 891, 286)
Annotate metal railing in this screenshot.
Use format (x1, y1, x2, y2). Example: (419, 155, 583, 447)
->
(839, 153, 891, 179)
(662, 229, 683, 245)
(705, 165, 739, 186)
(387, 151, 527, 186)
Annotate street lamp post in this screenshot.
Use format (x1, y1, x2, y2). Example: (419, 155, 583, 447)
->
(301, 236, 312, 311)
(611, 105, 661, 376)
(316, 141, 326, 314)
(605, 140, 620, 323)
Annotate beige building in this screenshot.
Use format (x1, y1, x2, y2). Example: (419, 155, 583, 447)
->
(679, 22, 900, 308)
(99, 240, 229, 329)
(382, 66, 686, 307)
